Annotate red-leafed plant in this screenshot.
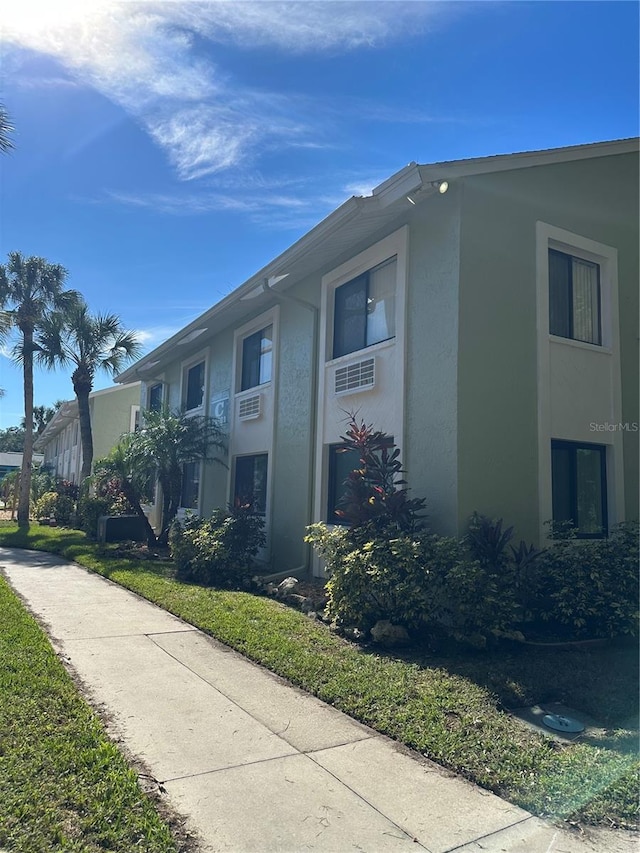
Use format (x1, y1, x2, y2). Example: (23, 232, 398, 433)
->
(335, 416, 426, 538)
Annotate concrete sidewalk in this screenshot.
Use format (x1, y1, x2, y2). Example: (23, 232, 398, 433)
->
(1, 547, 636, 853)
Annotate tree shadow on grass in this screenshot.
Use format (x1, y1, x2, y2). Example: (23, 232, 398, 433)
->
(369, 637, 639, 733)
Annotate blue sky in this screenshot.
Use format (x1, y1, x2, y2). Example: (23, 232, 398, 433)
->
(0, 0, 637, 428)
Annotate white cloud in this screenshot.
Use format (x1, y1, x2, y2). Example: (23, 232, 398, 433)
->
(134, 324, 192, 349)
(1, 1, 450, 179)
(106, 187, 311, 216)
(167, 1, 441, 52)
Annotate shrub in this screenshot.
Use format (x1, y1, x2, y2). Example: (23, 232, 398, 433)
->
(170, 505, 266, 589)
(526, 522, 639, 639)
(55, 479, 80, 501)
(34, 491, 75, 525)
(34, 491, 58, 521)
(335, 416, 426, 539)
(77, 496, 112, 539)
(308, 521, 521, 640)
(307, 525, 429, 631)
(30, 468, 56, 503)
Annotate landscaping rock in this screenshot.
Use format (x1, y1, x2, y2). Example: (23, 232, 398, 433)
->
(342, 626, 367, 642)
(370, 620, 410, 647)
(277, 577, 299, 596)
(286, 593, 308, 608)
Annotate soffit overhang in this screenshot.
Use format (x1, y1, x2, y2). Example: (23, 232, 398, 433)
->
(117, 137, 639, 384)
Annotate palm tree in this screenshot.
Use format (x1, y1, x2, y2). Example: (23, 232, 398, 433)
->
(0, 103, 14, 154)
(93, 436, 158, 548)
(37, 301, 142, 482)
(21, 404, 58, 436)
(127, 408, 226, 546)
(0, 252, 80, 526)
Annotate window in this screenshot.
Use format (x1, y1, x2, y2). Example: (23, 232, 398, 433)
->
(148, 382, 163, 412)
(184, 361, 205, 411)
(333, 257, 396, 359)
(551, 440, 607, 538)
(234, 454, 268, 514)
(327, 445, 360, 523)
(241, 326, 273, 391)
(181, 461, 200, 509)
(549, 249, 601, 345)
(327, 437, 394, 523)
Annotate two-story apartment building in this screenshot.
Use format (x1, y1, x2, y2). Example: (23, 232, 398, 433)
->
(116, 139, 639, 577)
(36, 383, 141, 482)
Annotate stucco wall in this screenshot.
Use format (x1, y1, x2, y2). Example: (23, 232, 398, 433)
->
(270, 284, 317, 571)
(404, 189, 461, 536)
(89, 382, 141, 468)
(457, 152, 639, 544)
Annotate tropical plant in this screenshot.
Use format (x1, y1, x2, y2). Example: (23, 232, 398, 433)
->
(21, 404, 58, 436)
(0, 252, 80, 525)
(92, 435, 157, 546)
(33, 491, 74, 525)
(30, 466, 56, 504)
(334, 416, 426, 539)
(1, 469, 20, 519)
(525, 521, 639, 638)
(36, 301, 141, 482)
(0, 425, 26, 452)
(169, 504, 266, 588)
(129, 408, 227, 546)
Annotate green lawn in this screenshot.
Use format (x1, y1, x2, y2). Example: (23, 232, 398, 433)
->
(0, 571, 178, 852)
(1, 523, 638, 832)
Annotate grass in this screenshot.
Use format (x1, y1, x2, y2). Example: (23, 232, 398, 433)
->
(1, 522, 638, 833)
(0, 571, 178, 852)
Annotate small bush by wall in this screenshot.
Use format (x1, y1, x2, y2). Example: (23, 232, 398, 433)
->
(307, 516, 639, 643)
(307, 523, 520, 640)
(169, 505, 266, 589)
(525, 522, 639, 639)
(77, 496, 112, 539)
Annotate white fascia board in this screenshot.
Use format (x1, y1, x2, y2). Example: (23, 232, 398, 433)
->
(417, 137, 639, 182)
(371, 163, 422, 207)
(116, 137, 638, 385)
(88, 381, 140, 400)
(117, 195, 367, 383)
(34, 402, 79, 448)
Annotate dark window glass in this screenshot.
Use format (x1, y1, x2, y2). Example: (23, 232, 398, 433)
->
(333, 274, 367, 359)
(327, 445, 361, 523)
(234, 454, 268, 514)
(180, 461, 200, 509)
(241, 326, 273, 391)
(551, 440, 607, 538)
(549, 249, 601, 345)
(148, 383, 163, 412)
(333, 258, 396, 359)
(185, 362, 205, 410)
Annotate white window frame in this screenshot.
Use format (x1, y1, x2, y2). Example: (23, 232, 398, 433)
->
(179, 459, 202, 513)
(146, 380, 165, 412)
(232, 307, 279, 395)
(320, 226, 408, 368)
(130, 405, 140, 433)
(180, 351, 209, 415)
(536, 222, 623, 542)
(232, 452, 269, 516)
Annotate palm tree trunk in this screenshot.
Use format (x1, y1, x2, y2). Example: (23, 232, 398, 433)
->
(17, 333, 34, 526)
(76, 385, 94, 483)
(119, 479, 157, 548)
